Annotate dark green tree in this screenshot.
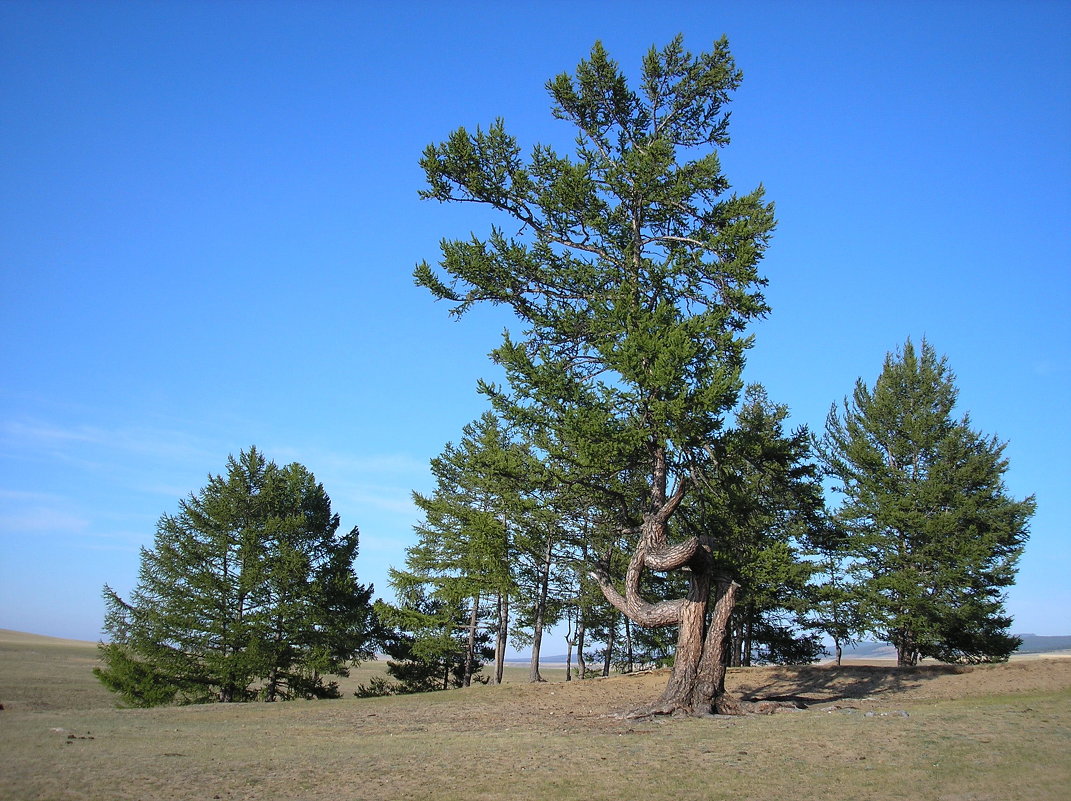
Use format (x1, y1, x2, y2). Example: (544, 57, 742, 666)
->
(805, 518, 865, 666)
(394, 412, 536, 685)
(817, 339, 1035, 666)
(415, 36, 776, 715)
(692, 385, 827, 666)
(95, 448, 377, 706)
(371, 591, 494, 694)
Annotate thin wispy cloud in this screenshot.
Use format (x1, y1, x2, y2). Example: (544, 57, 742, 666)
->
(345, 488, 419, 517)
(1, 420, 106, 446)
(0, 488, 69, 503)
(0, 507, 89, 535)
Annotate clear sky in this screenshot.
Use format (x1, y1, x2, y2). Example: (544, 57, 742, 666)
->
(2, 1, 1068, 645)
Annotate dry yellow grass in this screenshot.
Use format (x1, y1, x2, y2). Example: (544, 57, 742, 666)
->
(2, 631, 1069, 801)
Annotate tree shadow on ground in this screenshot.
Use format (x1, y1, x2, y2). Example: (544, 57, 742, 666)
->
(732, 664, 972, 707)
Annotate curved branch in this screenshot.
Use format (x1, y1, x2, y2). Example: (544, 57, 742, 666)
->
(589, 557, 685, 627)
(644, 537, 700, 572)
(655, 481, 688, 524)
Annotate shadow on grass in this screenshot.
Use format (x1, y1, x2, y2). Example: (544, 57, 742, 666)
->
(734, 664, 972, 707)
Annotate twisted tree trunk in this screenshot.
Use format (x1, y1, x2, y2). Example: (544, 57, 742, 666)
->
(592, 515, 746, 714)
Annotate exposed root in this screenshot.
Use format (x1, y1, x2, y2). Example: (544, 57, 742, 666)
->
(621, 694, 803, 720)
(736, 699, 804, 714)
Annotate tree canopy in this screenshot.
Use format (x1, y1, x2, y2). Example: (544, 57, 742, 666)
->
(95, 447, 377, 706)
(817, 339, 1034, 665)
(416, 35, 776, 714)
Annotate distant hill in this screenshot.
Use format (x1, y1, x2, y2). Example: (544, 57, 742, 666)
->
(836, 641, 898, 660)
(0, 629, 97, 648)
(1015, 633, 1071, 653)
(828, 634, 1071, 660)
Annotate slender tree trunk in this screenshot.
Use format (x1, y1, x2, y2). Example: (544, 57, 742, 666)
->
(529, 539, 553, 683)
(577, 615, 587, 679)
(743, 616, 753, 668)
(266, 616, 285, 701)
(729, 617, 743, 667)
(624, 617, 634, 673)
(564, 604, 576, 682)
(463, 593, 480, 688)
(493, 591, 508, 685)
(602, 611, 616, 677)
(835, 641, 843, 666)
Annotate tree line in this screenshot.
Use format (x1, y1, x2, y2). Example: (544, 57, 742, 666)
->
(96, 36, 1034, 711)
(373, 337, 1032, 696)
(384, 35, 1033, 712)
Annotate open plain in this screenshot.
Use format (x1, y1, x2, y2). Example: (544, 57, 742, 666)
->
(2, 630, 1068, 801)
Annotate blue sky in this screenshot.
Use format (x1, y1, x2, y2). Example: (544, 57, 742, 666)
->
(2, 1, 1068, 645)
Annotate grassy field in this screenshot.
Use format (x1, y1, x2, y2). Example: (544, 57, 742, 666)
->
(2, 630, 1069, 801)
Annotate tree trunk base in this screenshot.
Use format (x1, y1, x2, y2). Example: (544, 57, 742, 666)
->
(624, 692, 802, 719)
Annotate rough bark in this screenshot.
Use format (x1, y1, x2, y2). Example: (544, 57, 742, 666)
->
(593, 517, 748, 715)
(693, 578, 746, 715)
(588, 442, 799, 717)
(650, 568, 708, 711)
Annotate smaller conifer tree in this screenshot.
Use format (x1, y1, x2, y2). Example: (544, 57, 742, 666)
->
(817, 339, 1034, 665)
(95, 447, 377, 706)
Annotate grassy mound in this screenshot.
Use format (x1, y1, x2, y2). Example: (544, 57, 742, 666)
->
(2, 631, 1068, 800)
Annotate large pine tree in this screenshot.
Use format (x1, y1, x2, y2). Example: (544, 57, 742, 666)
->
(415, 36, 775, 715)
(95, 448, 377, 706)
(817, 339, 1034, 665)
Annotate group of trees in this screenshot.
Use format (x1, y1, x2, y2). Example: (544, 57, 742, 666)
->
(380, 335, 1033, 695)
(385, 35, 1033, 713)
(95, 448, 377, 707)
(97, 36, 1034, 713)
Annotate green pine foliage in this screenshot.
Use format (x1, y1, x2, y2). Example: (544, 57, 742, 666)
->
(414, 34, 774, 510)
(806, 519, 866, 665)
(370, 593, 494, 695)
(415, 36, 777, 707)
(817, 339, 1035, 665)
(407, 413, 529, 613)
(95, 447, 377, 706)
(388, 412, 573, 686)
(683, 385, 828, 665)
